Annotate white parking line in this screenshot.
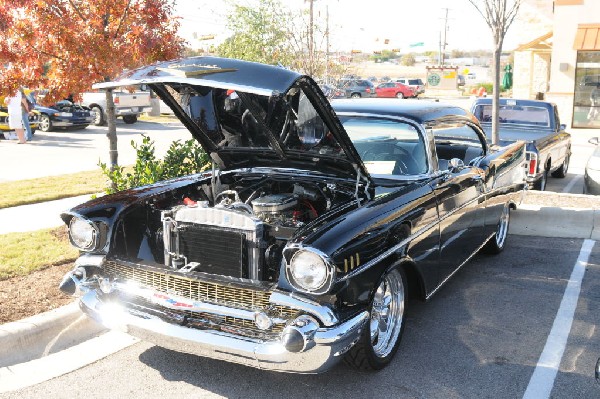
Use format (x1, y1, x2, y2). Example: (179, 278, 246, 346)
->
(522, 239, 595, 399)
(562, 175, 582, 193)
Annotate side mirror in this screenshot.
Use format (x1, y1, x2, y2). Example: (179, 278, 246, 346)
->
(560, 124, 566, 131)
(589, 137, 600, 146)
(448, 158, 465, 172)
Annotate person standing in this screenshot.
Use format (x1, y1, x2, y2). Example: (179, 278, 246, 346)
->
(4, 89, 27, 144)
(20, 88, 33, 141)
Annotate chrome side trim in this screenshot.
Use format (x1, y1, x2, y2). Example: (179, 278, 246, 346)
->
(425, 231, 495, 300)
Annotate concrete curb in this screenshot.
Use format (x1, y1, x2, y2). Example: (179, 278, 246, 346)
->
(0, 302, 106, 367)
(1, 190, 600, 369)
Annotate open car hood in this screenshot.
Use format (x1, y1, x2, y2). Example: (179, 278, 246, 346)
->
(94, 57, 371, 184)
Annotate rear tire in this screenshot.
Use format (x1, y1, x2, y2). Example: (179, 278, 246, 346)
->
(483, 203, 510, 254)
(344, 267, 406, 371)
(551, 153, 570, 178)
(122, 115, 138, 124)
(350, 93, 361, 99)
(92, 106, 105, 126)
(395, 92, 404, 99)
(533, 170, 548, 191)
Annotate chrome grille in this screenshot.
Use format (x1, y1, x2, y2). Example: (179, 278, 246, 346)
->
(103, 261, 297, 318)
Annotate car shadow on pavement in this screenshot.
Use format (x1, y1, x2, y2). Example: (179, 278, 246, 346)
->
(135, 237, 600, 398)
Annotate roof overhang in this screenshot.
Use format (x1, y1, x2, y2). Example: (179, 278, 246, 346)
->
(573, 24, 600, 50)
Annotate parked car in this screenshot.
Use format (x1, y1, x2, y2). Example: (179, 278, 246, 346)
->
(584, 137, 600, 194)
(35, 100, 95, 132)
(375, 82, 415, 99)
(471, 98, 571, 191)
(0, 106, 39, 138)
(81, 90, 151, 126)
(395, 78, 425, 96)
(337, 78, 376, 98)
(59, 56, 527, 374)
(319, 84, 346, 99)
(457, 75, 466, 88)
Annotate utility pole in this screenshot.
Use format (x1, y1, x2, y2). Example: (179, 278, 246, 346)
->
(441, 7, 449, 65)
(308, 0, 314, 76)
(325, 4, 329, 83)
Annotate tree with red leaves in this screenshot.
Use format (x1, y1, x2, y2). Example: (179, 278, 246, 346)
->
(0, 0, 185, 167)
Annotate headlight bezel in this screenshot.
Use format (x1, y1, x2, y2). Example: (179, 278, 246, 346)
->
(286, 248, 336, 295)
(68, 216, 100, 251)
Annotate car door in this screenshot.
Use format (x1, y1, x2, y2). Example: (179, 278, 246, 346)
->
(428, 122, 487, 283)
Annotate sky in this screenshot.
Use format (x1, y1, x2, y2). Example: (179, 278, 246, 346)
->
(174, 0, 553, 53)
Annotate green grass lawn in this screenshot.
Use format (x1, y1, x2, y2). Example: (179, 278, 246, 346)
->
(0, 169, 107, 209)
(0, 227, 79, 280)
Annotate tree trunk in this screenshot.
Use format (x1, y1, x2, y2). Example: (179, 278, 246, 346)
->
(105, 88, 118, 169)
(491, 42, 503, 146)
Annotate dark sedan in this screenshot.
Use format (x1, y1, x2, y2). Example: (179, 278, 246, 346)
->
(58, 56, 526, 374)
(36, 100, 95, 132)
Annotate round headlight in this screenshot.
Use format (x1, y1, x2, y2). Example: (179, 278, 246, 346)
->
(69, 217, 97, 251)
(288, 250, 331, 292)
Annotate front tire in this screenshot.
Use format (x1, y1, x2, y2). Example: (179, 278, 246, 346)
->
(483, 203, 510, 254)
(39, 114, 52, 132)
(344, 267, 406, 371)
(350, 93, 361, 99)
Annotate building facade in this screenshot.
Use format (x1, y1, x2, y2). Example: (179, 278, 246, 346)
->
(546, 0, 600, 129)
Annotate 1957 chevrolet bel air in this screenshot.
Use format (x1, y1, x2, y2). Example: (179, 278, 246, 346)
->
(59, 56, 527, 373)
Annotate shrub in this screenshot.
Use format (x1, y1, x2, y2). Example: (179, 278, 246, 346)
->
(99, 135, 210, 194)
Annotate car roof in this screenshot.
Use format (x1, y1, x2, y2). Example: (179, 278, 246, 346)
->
(331, 99, 477, 125)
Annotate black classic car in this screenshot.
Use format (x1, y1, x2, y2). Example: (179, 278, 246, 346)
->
(59, 57, 527, 373)
(35, 100, 95, 132)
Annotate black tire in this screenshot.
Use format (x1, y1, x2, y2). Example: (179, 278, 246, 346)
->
(350, 93, 361, 99)
(483, 203, 510, 254)
(344, 267, 407, 371)
(122, 115, 138, 124)
(39, 114, 52, 132)
(533, 170, 548, 191)
(92, 106, 105, 126)
(395, 92, 404, 99)
(551, 153, 570, 178)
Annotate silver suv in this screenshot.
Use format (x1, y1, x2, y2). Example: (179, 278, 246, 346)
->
(395, 78, 425, 97)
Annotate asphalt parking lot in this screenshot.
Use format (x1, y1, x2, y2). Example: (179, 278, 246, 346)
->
(3, 235, 599, 398)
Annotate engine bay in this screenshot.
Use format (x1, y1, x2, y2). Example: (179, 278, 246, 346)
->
(115, 173, 359, 283)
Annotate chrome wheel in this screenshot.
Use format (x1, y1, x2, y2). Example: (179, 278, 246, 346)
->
(483, 203, 511, 254)
(369, 268, 405, 358)
(395, 92, 404, 99)
(92, 106, 105, 126)
(495, 204, 510, 249)
(39, 114, 51, 132)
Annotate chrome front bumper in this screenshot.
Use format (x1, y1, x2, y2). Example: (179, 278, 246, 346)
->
(79, 290, 368, 373)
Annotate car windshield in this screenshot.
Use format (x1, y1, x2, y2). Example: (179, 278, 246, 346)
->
(473, 104, 550, 127)
(340, 116, 428, 177)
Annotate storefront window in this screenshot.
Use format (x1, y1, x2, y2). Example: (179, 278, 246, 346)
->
(573, 51, 600, 128)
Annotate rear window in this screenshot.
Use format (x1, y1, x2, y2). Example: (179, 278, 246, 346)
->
(408, 79, 423, 85)
(473, 104, 550, 127)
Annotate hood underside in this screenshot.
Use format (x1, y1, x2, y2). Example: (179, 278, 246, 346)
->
(94, 57, 370, 182)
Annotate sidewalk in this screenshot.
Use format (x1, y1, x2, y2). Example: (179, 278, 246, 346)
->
(0, 194, 93, 235)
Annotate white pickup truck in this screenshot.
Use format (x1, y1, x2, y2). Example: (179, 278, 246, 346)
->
(81, 90, 151, 125)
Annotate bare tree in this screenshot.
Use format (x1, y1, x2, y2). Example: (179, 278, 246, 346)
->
(468, 0, 521, 145)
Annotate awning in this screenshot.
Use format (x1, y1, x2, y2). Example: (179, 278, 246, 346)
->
(573, 24, 600, 50)
(515, 32, 552, 52)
